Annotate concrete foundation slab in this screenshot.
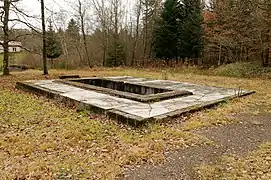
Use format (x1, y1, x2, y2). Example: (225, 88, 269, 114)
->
(16, 76, 255, 125)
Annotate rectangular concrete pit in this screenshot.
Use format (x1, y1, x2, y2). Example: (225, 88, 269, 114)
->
(16, 76, 255, 125)
(73, 78, 169, 95)
(56, 77, 193, 102)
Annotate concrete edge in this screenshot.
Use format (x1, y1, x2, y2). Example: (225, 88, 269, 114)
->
(54, 79, 192, 103)
(16, 81, 256, 127)
(153, 90, 256, 121)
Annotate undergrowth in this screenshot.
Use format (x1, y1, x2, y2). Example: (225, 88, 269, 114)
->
(214, 62, 271, 78)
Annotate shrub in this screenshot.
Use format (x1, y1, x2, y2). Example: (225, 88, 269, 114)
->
(215, 62, 271, 78)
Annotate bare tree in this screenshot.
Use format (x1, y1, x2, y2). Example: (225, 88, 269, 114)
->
(0, 0, 12, 75)
(105, 0, 124, 66)
(141, 0, 162, 65)
(91, 0, 110, 66)
(258, 0, 271, 67)
(65, 0, 93, 67)
(113, 0, 119, 65)
(78, 0, 92, 68)
(55, 10, 69, 69)
(131, 0, 142, 66)
(40, 0, 48, 75)
(0, 0, 37, 75)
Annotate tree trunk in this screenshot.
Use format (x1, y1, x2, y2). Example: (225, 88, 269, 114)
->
(265, 47, 269, 67)
(41, 0, 48, 75)
(2, 0, 10, 75)
(102, 28, 108, 66)
(132, 0, 142, 67)
(240, 43, 243, 62)
(101, 22, 108, 67)
(92, 0, 108, 67)
(51, 58, 53, 69)
(142, 0, 149, 67)
(261, 50, 265, 67)
(112, 0, 119, 67)
(218, 43, 222, 66)
(102, 45, 107, 66)
(75, 46, 83, 66)
(61, 32, 69, 70)
(266, 29, 270, 67)
(78, 0, 92, 68)
(194, 57, 198, 66)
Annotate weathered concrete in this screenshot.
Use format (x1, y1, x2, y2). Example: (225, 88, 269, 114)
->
(16, 76, 255, 125)
(55, 77, 193, 102)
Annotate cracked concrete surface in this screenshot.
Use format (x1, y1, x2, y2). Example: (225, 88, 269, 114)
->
(17, 76, 254, 123)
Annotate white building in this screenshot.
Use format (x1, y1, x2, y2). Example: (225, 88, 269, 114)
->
(0, 41, 22, 53)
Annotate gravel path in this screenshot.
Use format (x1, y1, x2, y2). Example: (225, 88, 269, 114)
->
(119, 114, 271, 180)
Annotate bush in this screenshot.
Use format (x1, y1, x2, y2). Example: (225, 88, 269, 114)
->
(54, 60, 66, 69)
(19, 53, 42, 68)
(215, 62, 271, 78)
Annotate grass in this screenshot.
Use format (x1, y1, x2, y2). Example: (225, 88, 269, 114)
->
(0, 90, 204, 179)
(0, 52, 26, 72)
(0, 68, 270, 178)
(197, 143, 271, 179)
(214, 62, 271, 78)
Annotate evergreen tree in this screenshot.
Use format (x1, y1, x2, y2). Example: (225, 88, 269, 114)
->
(153, 0, 204, 63)
(65, 18, 82, 65)
(66, 18, 80, 38)
(46, 20, 62, 66)
(182, 0, 204, 64)
(153, 0, 183, 60)
(106, 41, 125, 67)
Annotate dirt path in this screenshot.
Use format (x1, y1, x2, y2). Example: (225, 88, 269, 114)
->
(119, 114, 271, 180)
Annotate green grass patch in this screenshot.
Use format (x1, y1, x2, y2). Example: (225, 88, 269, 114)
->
(0, 52, 27, 72)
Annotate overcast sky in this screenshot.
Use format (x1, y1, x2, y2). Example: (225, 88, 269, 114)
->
(21, 0, 209, 16)
(21, 0, 67, 15)
(16, 0, 208, 30)
(13, 0, 75, 29)
(17, 0, 134, 29)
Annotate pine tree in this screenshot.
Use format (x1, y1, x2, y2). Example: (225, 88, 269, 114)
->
(46, 20, 62, 67)
(66, 19, 80, 38)
(65, 18, 84, 65)
(182, 0, 204, 64)
(153, 0, 183, 60)
(106, 41, 125, 67)
(153, 0, 204, 63)
(142, 0, 162, 61)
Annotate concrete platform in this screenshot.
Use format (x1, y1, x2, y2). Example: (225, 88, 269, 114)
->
(16, 76, 255, 125)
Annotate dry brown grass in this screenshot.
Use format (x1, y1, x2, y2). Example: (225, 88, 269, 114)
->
(0, 68, 270, 179)
(197, 143, 271, 179)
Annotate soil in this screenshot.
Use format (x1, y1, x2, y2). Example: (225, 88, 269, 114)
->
(119, 114, 271, 180)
